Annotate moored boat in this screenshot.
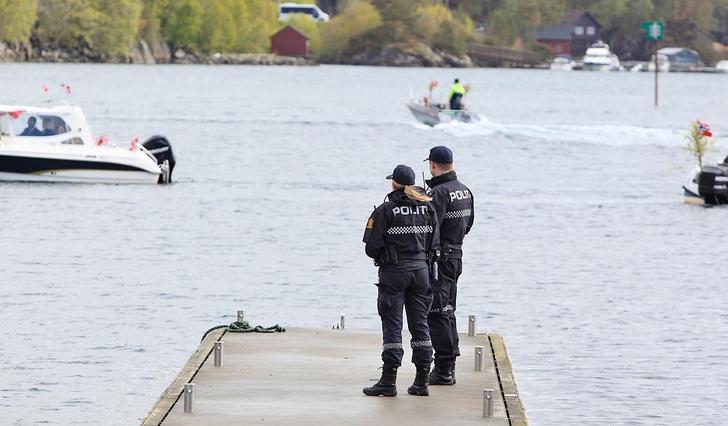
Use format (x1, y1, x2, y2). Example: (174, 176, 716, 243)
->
(582, 41, 621, 71)
(0, 103, 175, 184)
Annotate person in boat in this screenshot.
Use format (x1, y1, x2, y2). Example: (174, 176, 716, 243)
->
(20, 117, 42, 136)
(448, 79, 466, 110)
(362, 164, 439, 398)
(41, 118, 56, 136)
(424, 146, 475, 386)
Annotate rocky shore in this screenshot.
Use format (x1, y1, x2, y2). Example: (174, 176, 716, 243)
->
(0, 40, 471, 67)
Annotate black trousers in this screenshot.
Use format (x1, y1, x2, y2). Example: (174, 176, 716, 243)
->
(449, 93, 463, 110)
(377, 266, 433, 367)
(427, 257, 463, 363)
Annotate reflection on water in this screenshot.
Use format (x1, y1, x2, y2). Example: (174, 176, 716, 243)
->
(1, 64, 727, 425)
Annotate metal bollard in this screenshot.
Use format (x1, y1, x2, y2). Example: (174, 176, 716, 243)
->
(214, 341, 224, 367)
(468, 314, 477, 336)
(340, 313, 345, 330)
(237, 310, 246, 323)
(183, 383, 195, 413)
(483, 389, 494, 417)
(474, 346, 484, 371)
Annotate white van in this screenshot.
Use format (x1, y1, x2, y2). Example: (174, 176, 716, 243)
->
(279, 3, 330, 22)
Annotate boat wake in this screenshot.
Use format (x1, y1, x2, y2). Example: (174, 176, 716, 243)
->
(424, 119, 696, 147)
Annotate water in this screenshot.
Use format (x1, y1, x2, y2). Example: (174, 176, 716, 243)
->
(1, 64, 727, 425)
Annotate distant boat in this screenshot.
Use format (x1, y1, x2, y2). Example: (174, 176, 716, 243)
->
(406, 101, 478, 127)
(647, 53, 670, 72)
(549, 55, 575, 71)
(406, 81, 480, 127)
(582, 41, 621, 71)
(716, 60, 728, 73)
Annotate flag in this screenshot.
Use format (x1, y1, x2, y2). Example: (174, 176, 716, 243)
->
(698, 121, 712, 138)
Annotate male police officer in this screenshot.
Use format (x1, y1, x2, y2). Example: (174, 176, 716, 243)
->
(424, 146, 474, 385)
(362, 164, 439, 397)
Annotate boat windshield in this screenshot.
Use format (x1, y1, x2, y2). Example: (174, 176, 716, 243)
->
(9, 112, 71, 137)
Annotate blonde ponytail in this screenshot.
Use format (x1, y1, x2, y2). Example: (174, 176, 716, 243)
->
(404, 185, 432, 202)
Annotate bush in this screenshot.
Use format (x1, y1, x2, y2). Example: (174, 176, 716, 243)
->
(91, 0, 143, 56)
(320, 0, 382, 58)
(161, 0, 202, 50)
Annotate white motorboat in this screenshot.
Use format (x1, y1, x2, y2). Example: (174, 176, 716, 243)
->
(549, 55, 576, 71)
(647, 53, 670, 72)
(582, 41, 621, 71)
(406, 100, 478, 127)
(0, 103, 174, 184)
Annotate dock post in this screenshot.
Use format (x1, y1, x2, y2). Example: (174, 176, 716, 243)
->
(474, 346, 484, 371)
(483, 389, 494, 417)
(183, 383, 194, 413)
(214, 341, 224, 367)
(468, 314, 477, 336)
(340, 313, 345, 330)
(237, 310, 246, 323)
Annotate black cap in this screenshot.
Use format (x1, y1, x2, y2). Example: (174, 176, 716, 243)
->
(454, 78, 459, 83)
(424, 146, 453, 164)
(386, 164, 416, 185)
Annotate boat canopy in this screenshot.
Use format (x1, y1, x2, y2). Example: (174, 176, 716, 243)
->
(0, 104, 93, 145)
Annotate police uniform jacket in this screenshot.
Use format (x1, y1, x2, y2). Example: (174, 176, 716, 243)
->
(363, 188, 440, 271)
(426, 171, 474, 258)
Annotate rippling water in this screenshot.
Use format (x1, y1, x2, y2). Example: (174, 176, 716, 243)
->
(1, 64, 727, 425)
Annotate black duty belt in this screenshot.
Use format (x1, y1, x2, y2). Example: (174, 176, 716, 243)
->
(398, 253, 427, 261)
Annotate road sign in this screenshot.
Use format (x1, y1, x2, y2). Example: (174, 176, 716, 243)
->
(641, 21, 665, 41)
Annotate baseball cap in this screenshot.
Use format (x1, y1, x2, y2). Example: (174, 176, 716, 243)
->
(386, 164, 416, 186)
(424, 146, 453, 164)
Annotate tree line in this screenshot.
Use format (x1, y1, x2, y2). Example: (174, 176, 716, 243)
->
(0, 0, 726, 62)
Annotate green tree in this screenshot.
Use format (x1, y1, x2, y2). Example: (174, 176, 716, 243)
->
(36, 0, 100, 48)
(91, 0, 143, 56)
(241, 0, 279, 52)
(198, 0, 236, 53)
(0, 0, 37, 43)
(161, 0, 203, 50)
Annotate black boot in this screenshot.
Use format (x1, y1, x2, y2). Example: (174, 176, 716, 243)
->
(450, 360, 457, 385)
(407, 365, 430, 396)
(363, 364, 397, 396)
(428, 360, 454, 385)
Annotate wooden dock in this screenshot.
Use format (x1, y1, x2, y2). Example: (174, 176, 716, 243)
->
(142, 327, 527, 426)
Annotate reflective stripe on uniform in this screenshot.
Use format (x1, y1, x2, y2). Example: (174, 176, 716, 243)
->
(429, 304, 454, 313)
(410, 340, 432, 348)
(383, 342, 403, 350)
(387, 225, 433, 235)
(444, 209, 471, 219)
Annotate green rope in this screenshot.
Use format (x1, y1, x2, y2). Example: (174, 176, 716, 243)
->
(201, 320, 285, 342)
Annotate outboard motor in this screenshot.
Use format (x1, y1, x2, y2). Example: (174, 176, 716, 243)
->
(697, 163, 728, 205)
(143, 135, 175, 184)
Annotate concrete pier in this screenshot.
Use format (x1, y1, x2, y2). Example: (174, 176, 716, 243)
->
(142, 328, 527, 426)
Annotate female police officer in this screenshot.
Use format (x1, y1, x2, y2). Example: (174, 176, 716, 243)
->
(362, 164, 439, 397)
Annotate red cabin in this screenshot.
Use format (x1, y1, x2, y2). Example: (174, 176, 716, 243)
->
(270, 26, 309, 57)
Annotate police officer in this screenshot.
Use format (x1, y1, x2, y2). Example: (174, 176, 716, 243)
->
(362, 164, 439, 397)
(448, 78, 466, 110)
(424, 146, 474, 385)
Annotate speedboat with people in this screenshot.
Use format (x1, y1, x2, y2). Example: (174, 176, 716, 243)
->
(582, 41, 621, 71)
(0, 102, 175, 184)
(406, 79, 480, 127)
(683, 156, 728, 206)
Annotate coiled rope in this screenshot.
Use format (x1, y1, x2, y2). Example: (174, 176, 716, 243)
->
(200, 320, 286, 342)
